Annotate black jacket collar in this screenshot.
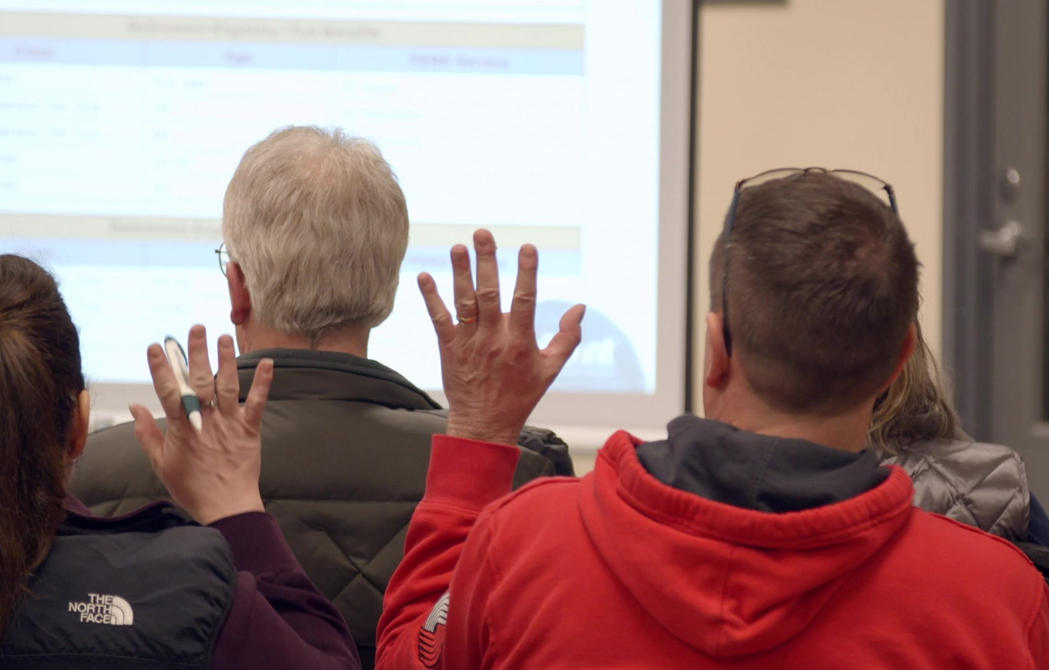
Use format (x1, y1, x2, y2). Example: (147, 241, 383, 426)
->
(236, 348, 441, 410)
(636, 415, 889, 513)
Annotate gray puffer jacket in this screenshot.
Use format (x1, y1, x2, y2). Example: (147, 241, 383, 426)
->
(878, 432, 1029, 542)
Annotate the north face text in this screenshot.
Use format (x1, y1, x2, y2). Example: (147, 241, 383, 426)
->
(68, 593, 134, 626)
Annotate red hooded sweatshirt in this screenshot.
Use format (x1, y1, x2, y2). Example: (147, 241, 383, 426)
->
(377, 422, 1049, 669)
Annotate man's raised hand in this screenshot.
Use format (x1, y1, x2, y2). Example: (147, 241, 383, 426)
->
(418, 229, 585, 445)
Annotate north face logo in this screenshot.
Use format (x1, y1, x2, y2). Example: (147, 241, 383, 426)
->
(68, 594, 134, 626)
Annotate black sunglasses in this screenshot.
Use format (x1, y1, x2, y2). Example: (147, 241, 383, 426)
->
(720, 167, 899, 356)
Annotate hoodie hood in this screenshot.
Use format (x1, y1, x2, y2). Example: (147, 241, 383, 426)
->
(636, 416, 890, 512)
(578, 417, 914, 658)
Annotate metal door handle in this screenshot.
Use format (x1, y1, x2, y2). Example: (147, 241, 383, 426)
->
(979, 219, 1023, 257)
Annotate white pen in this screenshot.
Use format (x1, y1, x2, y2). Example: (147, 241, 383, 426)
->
(164, 336, 203, 432)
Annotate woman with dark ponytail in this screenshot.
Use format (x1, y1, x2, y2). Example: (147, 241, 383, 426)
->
(0, 255, 87, 636)
(0, 255, 360, 669)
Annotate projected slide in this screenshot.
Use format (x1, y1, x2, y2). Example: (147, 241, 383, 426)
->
(0, 0, 665, 399)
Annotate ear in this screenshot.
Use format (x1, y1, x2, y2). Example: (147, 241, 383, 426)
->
(704, 312, 731, 390)
(68, 389, 90, 463)
(880, 322, 918, 392)
(228, 261, 252, 327)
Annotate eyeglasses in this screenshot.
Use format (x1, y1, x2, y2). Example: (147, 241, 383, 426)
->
(720, 167, 899, 356)
(215, 243, 230, 277)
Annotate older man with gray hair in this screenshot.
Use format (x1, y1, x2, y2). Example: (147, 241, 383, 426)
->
(71, 126, 569, 669)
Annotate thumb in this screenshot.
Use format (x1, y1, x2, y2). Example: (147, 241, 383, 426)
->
(544, 304, 585, 370)
(130, 404, 165, 470)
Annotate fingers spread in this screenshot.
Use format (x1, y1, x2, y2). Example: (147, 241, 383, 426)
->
(509, 244, 538, 337)
(243, 358, 274, 429)
(418, 273, 455, 345)
(130, 404, 164, 468)
(187, 324, 215, 400)
(148, 343, 191, 428)
(544, 303, 586, 371)
(450, 244, 477, 323)
(214, 334, 239, 413)
(473, 229, 501, 323)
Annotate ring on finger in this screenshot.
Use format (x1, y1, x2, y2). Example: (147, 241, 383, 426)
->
(456, 314, 478, 325)
(200, 397, 218, 410)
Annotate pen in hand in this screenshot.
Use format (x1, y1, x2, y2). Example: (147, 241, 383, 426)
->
(164, 336, 203, 432)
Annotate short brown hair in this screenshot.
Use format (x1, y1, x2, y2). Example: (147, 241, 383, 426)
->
(709, 172, 919, 415)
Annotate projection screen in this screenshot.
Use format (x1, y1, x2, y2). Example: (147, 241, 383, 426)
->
(0, 0, 693, 434)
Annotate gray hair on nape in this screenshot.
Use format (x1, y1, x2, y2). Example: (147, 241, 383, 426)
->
(222, 125, 410, 343)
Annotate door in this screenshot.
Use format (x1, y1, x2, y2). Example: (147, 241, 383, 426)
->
(983, 0, 1049, 499)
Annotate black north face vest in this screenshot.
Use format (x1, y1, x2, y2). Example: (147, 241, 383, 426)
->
(0, 503, 237, 669)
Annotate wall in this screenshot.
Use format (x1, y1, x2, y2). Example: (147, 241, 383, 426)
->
(573, 0, 946, 476)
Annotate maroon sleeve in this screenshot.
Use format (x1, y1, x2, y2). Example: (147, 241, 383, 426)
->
(209, 512, 360, 670)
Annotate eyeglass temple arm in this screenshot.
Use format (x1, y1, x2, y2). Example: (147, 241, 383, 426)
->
(721, 189, 743, 357)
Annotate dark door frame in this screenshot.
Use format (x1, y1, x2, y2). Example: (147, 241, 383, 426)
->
(942, 0, 997, 438)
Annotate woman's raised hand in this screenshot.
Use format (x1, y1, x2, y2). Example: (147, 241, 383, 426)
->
(419, 229, 585, 445)
(130, 325, 273, 525)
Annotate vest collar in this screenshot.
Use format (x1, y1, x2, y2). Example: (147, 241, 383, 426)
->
(60, 500, 193, 536)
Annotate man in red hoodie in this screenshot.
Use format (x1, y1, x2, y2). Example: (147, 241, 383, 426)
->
(377, 170, 1049, 669)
